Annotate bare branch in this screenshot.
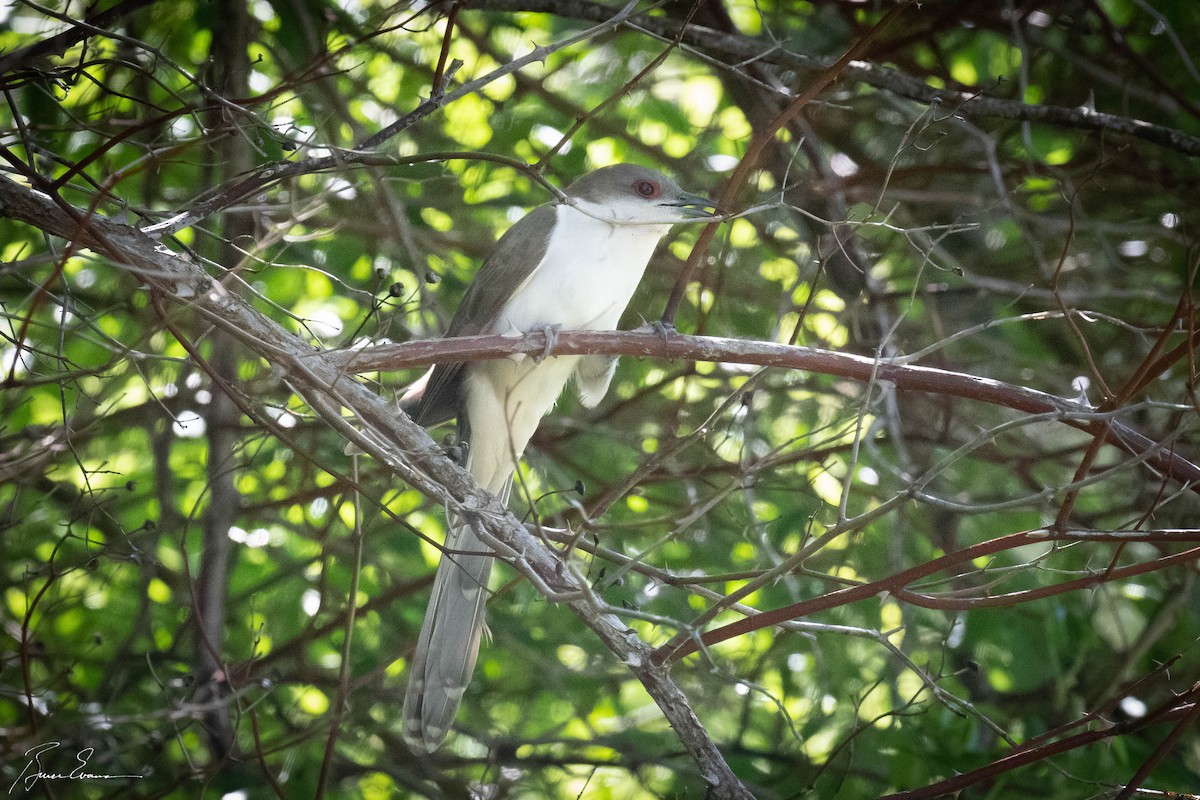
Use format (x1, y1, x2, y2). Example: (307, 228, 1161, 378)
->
(471, 0, 1200, 157)
(334, 329, 1200, 492)
(0, 173, 754, 800)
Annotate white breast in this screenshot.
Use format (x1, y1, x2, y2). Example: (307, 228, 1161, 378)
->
(465, 204, 671, 489)
(491, 204, 671, 335)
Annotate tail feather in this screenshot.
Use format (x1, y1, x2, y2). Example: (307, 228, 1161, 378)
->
(402, 478, 511, 753)
(403, 360, 550, 751)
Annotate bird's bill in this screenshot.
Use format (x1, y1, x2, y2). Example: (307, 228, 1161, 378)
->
(661, 190, 722, 219)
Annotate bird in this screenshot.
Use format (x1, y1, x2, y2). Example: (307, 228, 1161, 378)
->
(400, 163, 716, 753)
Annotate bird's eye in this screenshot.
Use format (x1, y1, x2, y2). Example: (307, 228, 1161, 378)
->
(633, 180, 661, 199)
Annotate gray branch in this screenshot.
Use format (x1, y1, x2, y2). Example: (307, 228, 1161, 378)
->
(0, 175, 755, 800)
(471, 0, 1200, 158)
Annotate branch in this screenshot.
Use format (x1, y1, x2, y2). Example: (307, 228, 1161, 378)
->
(0, 0, 157, 77)
(880, 686, 1200, 799)
(0, 174, 754, 800)
(661, 0, 914, 325)
(332, 329, 1200, 492)
(139, 0, 646, 236)
(138, 150, 539, 239)
(470, 0, 1200, 158)
(674, 530, 1200, 662)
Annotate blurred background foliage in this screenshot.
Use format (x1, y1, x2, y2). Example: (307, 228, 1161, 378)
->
(2, 0, 1199, 797)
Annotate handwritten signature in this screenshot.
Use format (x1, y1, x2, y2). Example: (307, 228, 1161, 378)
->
(9, 742, 143, 794)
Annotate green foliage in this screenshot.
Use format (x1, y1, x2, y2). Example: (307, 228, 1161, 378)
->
(3, 1, 1200, 798)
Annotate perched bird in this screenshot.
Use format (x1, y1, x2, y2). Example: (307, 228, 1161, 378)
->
(401, 163, 716, 753)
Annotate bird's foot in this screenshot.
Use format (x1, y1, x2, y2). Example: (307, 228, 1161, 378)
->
(531, 323, 562, 362)
(441, 432, 468, 465)
(634, 318, 675, 343)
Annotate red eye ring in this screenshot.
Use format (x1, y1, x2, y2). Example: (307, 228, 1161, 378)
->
(633, 180, 661, 199)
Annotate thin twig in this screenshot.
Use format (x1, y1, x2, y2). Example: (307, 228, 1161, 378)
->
(315, 457, 366, 798)
(659, 0, 915, 326)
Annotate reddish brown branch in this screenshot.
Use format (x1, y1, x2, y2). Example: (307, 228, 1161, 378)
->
(332, 329, 1200, 491)
(880, 692, 1200, 799)
(0, 0, 157, 77)
(471, 0, 1200, 157)
(659, 0, 915, 326)
(430, 0, 463, 95)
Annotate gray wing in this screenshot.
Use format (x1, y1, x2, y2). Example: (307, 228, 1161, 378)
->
(409, 204, 556, 427)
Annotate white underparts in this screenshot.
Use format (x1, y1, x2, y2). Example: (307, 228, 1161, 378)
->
(466, 204, 672, 486)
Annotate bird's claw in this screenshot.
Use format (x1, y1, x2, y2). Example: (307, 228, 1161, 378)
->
(532, 323, 561, 362)
(634, 318, 675, 343)
(441, 432, 468, 464)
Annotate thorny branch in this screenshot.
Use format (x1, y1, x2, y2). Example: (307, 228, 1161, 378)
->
(4, 1, 1200, 794)
(335, 329, 1200, 492)
(0, 173, 756, 800)
(472, 0, 1200, 157)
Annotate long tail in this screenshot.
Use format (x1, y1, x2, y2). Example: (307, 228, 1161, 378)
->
(402, 476, 511, 753)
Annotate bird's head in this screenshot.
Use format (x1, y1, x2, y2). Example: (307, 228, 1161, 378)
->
(563, 164, 719, 226)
